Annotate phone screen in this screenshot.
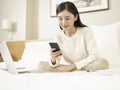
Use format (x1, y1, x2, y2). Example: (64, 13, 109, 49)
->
(49, 42, 60, 52)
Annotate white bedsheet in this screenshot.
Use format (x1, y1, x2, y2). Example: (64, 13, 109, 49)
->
(0, 68, 120, 90)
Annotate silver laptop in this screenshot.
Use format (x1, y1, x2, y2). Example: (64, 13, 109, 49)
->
(0, 41, 31, 74)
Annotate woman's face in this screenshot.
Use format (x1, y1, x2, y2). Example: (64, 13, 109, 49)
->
(57, 10, 77, 31)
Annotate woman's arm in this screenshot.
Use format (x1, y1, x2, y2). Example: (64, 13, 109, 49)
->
(50, 48, 62, 67)
(54, 63, 77, 72)
(75, 28, 99, 70)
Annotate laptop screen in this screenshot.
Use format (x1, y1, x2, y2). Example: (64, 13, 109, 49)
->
(0, 41, 18, 74)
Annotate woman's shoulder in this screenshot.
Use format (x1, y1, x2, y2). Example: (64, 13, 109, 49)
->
(78, 27, 92, 33)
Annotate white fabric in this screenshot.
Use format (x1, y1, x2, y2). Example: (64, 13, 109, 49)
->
(1, 22, 120, 90)
(89, 21, 120, 67)
(0, 68, 120, 90)
(54, 27, 99, 70)
(20, 21, 120, 69)
(21, 40, 52, 69)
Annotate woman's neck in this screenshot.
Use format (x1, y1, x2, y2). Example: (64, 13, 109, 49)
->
(64, 27, 77, 37)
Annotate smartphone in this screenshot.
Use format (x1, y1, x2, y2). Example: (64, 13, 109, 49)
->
(49, 42, 60, 52)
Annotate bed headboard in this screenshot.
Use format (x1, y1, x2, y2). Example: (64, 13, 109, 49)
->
(0, 41, 25, 62)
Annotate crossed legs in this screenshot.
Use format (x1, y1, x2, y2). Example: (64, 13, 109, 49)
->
(37, 58, 109, 72)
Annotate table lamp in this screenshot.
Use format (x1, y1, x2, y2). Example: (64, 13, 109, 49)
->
(1, 19, 12, 40)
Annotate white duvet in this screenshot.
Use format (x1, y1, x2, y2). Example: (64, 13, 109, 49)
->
(0, 68, 120, 90)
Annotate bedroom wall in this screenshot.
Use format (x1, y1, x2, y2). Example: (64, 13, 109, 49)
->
(26, 0, 38, 40)
(38, 0, 120, 39)
(0, 0, 26, 41)
(0, 0, 120, 40)
(0, 0, 37, 41)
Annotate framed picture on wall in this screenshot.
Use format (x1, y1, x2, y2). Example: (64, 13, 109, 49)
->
(50, 0, 109, 17)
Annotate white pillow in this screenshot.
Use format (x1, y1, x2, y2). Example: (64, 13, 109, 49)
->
(21, 40, 53, 69)
(89, 21, 120, 68)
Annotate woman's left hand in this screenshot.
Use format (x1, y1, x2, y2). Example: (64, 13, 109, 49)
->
(54, 64, 76, 72)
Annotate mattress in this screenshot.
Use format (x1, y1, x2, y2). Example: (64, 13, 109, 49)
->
(0, 68, 120, 90)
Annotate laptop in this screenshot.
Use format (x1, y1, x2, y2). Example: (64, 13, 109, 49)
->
(0, 41, 32, 74)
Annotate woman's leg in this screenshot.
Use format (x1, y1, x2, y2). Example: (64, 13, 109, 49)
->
(37, 61, 55, 72)
(81, 58, 109, 71)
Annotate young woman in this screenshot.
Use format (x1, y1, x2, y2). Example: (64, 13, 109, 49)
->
(38, 1, 109, 72)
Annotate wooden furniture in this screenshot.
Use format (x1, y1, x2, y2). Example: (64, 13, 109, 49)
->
(0, 41, 25, 62)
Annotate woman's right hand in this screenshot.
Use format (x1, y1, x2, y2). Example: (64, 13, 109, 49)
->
(50, 48, 62, 65)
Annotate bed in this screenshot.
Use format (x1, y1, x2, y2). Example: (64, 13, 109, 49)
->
(0, 21, 120, 90)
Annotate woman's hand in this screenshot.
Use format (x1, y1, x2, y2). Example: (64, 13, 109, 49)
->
(54, 64, 76, 72)
(50, 48, 62, 65)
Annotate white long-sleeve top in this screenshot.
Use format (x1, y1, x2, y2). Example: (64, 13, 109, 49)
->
(51, 27, 99, 70)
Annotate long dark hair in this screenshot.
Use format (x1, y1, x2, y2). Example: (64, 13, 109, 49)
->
(56, 1, 87, 29)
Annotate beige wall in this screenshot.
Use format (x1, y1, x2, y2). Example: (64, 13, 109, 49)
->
(26, 0, 38, 40)
(38, 0, 120, 39)
(0, 0, 120, 40)
(81, 0, 120, 25)
(0, 0, 37, 41)
(0, 0, 26, 41)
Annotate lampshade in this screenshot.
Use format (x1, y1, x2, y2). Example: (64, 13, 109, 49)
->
(2, 19, 12, 30)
